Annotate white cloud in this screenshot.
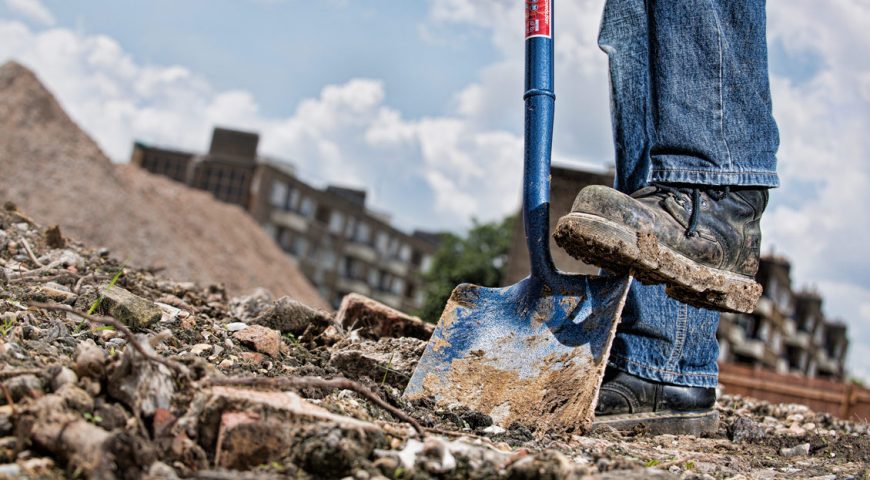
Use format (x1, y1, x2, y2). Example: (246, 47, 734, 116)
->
(4, 0, 55, 25)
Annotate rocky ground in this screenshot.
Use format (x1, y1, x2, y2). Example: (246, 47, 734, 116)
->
(0, 205, 868, 480)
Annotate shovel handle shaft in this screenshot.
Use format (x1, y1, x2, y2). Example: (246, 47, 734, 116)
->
(523, 0, 558, 283)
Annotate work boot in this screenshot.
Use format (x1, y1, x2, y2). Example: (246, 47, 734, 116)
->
(553, 184, 768, 313)
(592, 367, 718, 436)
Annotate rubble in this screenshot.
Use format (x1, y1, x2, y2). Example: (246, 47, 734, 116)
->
(0, 206, 867, 479)
(99, 286, 163, 329)
(336, 293, 434, 340)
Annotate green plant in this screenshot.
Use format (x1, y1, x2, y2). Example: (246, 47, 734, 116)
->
(88, 266, 125, 315)
(284, 332, 300, 347)
(644, 459, 661, 468)
(0, 315, 14, 337)
(381, 352, 396, 386)
(83, 412, 103, 425)
(685, 460, 696, 470)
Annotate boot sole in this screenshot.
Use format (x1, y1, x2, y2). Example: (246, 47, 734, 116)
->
(591, 409, 719, 436)
(554, 212, 762, 313)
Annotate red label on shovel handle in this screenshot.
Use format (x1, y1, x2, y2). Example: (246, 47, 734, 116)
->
(526, 0, 551, 39)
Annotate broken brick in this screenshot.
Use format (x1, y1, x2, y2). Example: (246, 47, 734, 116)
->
(233, 324, 281, 358)
(335, 293, 434, 340)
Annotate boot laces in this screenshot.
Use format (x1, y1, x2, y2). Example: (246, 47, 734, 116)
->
(638, 184, 730, 238)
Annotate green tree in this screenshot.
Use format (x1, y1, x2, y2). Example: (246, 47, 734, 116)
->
(416, 214, 517, 323)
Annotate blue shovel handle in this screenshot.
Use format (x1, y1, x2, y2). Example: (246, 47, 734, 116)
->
(523, 0, 558, 285)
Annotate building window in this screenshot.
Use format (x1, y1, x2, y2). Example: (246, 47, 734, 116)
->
(300, 197, 316, 218)
(344, 217, 357, 239)
(328, 211, 345, 234)
(399, 244, 412, 262)
(392, 278, 405, 296)
(367, 268, 380, 287)
(315, 205, 331, 225)
(375, 231, 389, 253)
(291, 237, 308, 257)
(355, 222, 371, 244)
(288, 188, 300, 211)
(421, 255, 433, 273)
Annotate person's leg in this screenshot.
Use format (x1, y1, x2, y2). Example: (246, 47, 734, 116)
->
(646, 0, 779, 186)
(556, 0, 779, 314)
(595, 0, 721, 388)
(567, 0, 778, 434)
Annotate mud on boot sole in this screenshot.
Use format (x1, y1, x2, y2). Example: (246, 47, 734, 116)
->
(553, 212, 762, 314)
(591, 409, 719, 436)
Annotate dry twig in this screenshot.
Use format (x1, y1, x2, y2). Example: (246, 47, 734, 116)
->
(29, 302, 191, 379)
(0, 368, 44, 380)
(20, 238, 44, 268)
(206, 375, 425, 436)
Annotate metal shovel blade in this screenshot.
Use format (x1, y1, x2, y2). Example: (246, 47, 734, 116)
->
(403, 273, 632, 434)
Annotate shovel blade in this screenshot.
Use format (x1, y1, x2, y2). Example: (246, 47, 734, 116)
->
(403, 274, 632, 434)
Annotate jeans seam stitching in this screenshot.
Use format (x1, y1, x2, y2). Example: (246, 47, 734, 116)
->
(708, 0, 734, 170)
(609, 353, 718, 378)
(650, 168, 778, 175)
(665, 303, 688, 370)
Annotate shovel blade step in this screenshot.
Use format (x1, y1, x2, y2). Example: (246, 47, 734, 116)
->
(403, 274, 632, 434)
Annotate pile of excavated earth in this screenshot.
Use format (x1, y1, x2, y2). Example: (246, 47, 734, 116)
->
(0, 61, 324, 308)
(1, 205, 869, 479)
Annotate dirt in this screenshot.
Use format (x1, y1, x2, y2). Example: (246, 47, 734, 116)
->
(553, 214, 762, 313)
(0, 60, 326, 309)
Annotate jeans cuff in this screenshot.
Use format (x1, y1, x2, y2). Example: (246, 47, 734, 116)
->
(650, 167, 780, 188)
(608, 353, 719, 388)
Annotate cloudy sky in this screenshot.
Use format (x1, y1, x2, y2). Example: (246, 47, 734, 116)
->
(0, 0, 868, 382)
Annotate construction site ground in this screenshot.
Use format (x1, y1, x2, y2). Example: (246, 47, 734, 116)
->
(0, 207, 868, 480)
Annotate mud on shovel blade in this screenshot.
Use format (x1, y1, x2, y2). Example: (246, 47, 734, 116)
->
(403, 0, 634, 434)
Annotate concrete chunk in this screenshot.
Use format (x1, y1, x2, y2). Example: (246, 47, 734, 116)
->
(100, 285, 162, 329)
(336, 293, 433, 340)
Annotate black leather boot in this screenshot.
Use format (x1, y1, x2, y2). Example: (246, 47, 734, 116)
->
(554, 184, 768, 313)
(592, 367, 718, 436)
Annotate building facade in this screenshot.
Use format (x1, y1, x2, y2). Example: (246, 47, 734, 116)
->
(132, 127, 438, 310)
(718, 256, 849, 380)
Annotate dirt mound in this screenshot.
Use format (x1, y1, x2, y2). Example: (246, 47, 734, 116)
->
(0, 61, 325, 309)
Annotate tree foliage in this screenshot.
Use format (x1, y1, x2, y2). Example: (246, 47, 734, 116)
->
(416, 215, 517, 323)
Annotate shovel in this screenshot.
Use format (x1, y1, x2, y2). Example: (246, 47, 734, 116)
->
(403, 0, 633, 434)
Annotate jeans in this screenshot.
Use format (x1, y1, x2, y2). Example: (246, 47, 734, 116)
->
(598, 0, 780, 387)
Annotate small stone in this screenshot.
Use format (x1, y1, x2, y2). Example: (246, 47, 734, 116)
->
(74, 339, 107, 379)
(190, 344, 212, 356)
(252, 296, 332, 335)
(45, 225, 66, 248)
(145, 461, 179, 480)
(780, 443, 811, 457)
(219, 359, 234, 370)
(99, 286, 163, 329)
(2, 374, 43, 402)
(483, 425, 507, 435)
(56, 383, 94, 412)
(240, 352, 266, 364)
(226, 322, 248, 332)
(50, 366, 78, 392)
(98, 247, 111, 257)
(233, 325, 281, 358)
(728, 417, 765, 443)
(0, 464, 21, 477)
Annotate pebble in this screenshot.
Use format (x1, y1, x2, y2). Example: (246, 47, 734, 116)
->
(483, 425, 506, 435)
(780, 443, 811, 458)
(0, 464, 21, 477)
(190, 343, 212, 355)
(50, 366, 78, 391)
(219, 359, 234, 369)
(227, 322, 248, 332)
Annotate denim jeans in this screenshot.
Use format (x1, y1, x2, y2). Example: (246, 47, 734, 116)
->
(597, 0, 780, 387)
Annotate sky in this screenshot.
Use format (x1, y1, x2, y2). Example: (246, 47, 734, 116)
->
(0, 0, 868, 382)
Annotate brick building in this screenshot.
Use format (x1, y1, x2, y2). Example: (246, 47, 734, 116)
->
(132, 127, 438, 310)
(718, 256, 849, 380)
